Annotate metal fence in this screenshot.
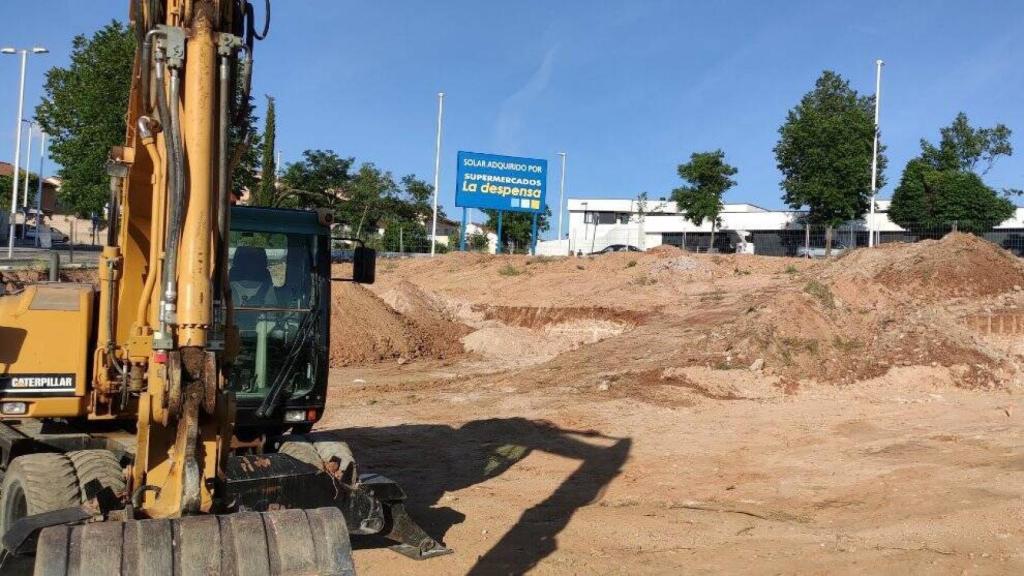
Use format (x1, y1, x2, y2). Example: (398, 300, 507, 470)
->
(742, 224, 1024, 258)
(566, 228, 648, 255)
(565, 223, 1024, 258)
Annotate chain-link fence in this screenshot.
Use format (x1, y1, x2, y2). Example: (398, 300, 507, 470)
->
(564, 222, 1024, 258)
(566, 228, 648, 255)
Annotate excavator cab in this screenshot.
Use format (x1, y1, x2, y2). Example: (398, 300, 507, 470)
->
(226, 206, 330, 432)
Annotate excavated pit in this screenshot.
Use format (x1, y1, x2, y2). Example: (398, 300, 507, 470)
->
(460, 306, 643, 366)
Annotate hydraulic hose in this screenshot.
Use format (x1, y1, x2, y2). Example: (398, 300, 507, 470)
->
(106, 174, 121, 247)
(135, 116, 166, 329)
(216, 53, 231, 304)
(162, 67, 184, 322)
(140, 28, 166, 115)
(154, 57, 183, 334)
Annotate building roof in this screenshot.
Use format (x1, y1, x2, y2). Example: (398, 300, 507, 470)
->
(566, 198, 771, 214)
(0, 161, 58, 187)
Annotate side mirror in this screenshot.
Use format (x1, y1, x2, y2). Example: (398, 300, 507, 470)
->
(353, 246, 376, 284)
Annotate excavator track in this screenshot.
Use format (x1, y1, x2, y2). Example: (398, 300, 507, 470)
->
(33, 508, 355, 576)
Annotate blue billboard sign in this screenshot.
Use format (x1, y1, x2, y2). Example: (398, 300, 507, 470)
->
(455, 151, 547, 213)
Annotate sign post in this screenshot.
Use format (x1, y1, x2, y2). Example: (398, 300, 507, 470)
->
(459, 207, 467, 251)
(496, 211, 503, 254)
(530, 213, 539, 255)
(455, 151, 547, 254)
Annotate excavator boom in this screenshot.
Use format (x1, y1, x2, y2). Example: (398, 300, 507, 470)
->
(0, 1, 448, 573)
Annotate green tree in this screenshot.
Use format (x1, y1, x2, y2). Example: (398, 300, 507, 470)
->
(255, 95, 276, 206)
(35, 21, 134, 217)
(919, 112, 1012, 174)
(277, 149, 439, 246)
(381, 220, 428, 253)
(344, 163, 400, 238)
(774, 70, 885, 255)
(447, 229, 488, 252)
(889, 114, 1015, 234)
(399, 174, 442, 222)
(0, 173, 41, 211)
(484, 207, 550, 253)
(231, 90, 262, 198)
(671, 150, 737, 251)
(277, 149, 354, 210)
(467, 231, 490, 252)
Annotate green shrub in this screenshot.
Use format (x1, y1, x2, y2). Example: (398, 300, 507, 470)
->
(804, 280, 835, 309)
(498, 264, 522, 277)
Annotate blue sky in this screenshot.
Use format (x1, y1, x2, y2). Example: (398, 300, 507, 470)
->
(2, 1, 1023, 237)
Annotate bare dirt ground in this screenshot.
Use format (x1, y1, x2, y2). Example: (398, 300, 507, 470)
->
(322, 234, 1024, 575)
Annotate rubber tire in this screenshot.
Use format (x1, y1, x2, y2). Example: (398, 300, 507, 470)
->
(0, 453, 80, 538)
(67, 450, 126, 502)
(34, 507, 356, 576)
(307, 432, 357, 485)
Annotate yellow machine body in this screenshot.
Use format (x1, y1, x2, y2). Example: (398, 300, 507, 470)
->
(0, 284, 94, 418)
(0, 2, 447, 573)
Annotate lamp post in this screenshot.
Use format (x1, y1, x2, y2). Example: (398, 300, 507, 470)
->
(3, 46, 48, 258)
(21, 120, 34, 207)
(430, 92, 444, 256)
(19, 120, 34, 239)
(34, 132, 46, 247)
(868, 59, 884, 248)
(556, 152, 566, 246)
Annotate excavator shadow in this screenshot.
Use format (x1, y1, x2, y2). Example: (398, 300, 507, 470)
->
(328, 417, 632, 574)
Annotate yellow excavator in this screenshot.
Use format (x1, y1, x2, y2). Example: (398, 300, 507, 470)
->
(0, 1, 449, 573)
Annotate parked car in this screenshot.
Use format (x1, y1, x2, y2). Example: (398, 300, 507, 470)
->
(796, 242, 849, 258)
(590, 244, 641, 255)
(14, 224, 69, 245)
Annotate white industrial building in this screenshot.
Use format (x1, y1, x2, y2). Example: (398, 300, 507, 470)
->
(536, 197, 1024, 256)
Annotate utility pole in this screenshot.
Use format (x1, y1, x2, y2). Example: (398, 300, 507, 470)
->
(6, 50, 27, 258)
(20, 119, 34, 238)
(556, 152, 566, 246)
(868, 59, 884, 248)
(430, 92, 444, 256)
(2, 46, 47, 258)
(22, 121, 33, 206)
(34, 132, 47, 247)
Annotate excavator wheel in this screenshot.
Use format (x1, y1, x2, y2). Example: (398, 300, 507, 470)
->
(66, 450, 126, 502)
(33, 507, 356, 576)
(0, 454, 81, 537)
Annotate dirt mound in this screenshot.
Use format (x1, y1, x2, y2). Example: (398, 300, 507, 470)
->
(329, 283, 465, 367)
(720, 279, 1003, 388)
(646, 244, 683, 256)
(832, 233, 1024, 300)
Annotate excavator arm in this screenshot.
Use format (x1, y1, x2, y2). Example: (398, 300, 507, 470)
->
(0, 1, 450, 573)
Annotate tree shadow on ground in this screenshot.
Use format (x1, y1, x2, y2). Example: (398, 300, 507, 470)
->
(326, 417, 631, 575)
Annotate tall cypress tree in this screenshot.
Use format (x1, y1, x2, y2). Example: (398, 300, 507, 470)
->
(257, 95, 276, 205)
(35, 21, 135, 216)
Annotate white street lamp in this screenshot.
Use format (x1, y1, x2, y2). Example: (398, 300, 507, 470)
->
(34, 132, 47, 247)
(3, 46, 48, 258)
(21, 121, 34, 205)
(868, 59, 884, 248)
(430, 92, 444, 256)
